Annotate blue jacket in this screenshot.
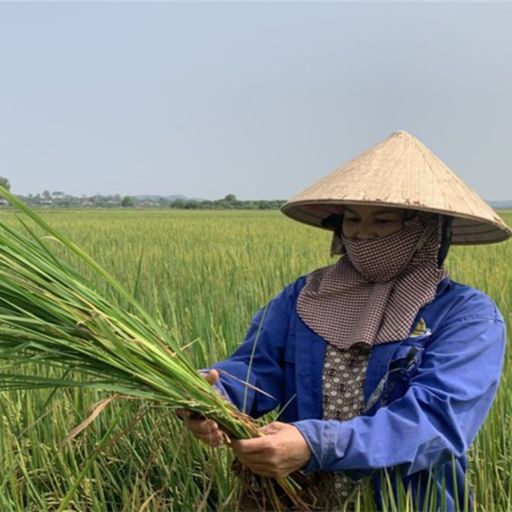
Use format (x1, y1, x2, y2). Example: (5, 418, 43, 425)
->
(212, 277, 506, 511)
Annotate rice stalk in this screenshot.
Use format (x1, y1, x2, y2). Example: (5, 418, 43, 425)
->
(0, 186, 306, 511)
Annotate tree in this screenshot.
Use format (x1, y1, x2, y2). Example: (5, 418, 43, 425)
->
(224, 194, 237, 202)
(121, 196, 135, 208)
(0, 176, 11, 191)
(170, 198, 186, 209)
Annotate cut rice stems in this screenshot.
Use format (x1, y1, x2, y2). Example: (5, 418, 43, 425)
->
(0, 186, 308, 511)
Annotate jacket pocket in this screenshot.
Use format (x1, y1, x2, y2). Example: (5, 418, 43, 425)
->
(383, 339, 427, 403)
(364, 337, 428, 412)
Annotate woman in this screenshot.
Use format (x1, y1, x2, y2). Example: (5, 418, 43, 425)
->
(181, 131, 510, 510)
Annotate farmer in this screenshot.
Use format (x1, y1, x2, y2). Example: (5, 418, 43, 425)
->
(180, 131, 510, 510)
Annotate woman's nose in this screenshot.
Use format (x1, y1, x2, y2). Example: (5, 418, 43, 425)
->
(353, 223, 377, 240)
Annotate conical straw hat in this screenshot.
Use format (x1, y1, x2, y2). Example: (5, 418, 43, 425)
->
(281, 130, 511, 245)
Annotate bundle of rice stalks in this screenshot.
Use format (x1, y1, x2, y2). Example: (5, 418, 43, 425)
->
(0, 187, 306, 511)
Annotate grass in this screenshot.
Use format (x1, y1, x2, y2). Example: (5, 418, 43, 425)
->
(0, 207, 510, 511)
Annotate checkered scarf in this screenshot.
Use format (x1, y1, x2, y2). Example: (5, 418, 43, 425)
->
(297, 213, 447, 349)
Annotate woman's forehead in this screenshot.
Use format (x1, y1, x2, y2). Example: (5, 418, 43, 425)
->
(343, 205, 406, 216)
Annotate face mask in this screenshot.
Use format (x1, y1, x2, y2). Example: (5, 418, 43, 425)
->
(343, 216, 434, 283)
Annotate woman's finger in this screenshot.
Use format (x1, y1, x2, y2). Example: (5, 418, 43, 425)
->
(198, 431, 225, 446)
(179, 370, 223, 447)
(182, 416, 226, 447)
(186, 418, 219, 435)
(205, 369, 219, 386)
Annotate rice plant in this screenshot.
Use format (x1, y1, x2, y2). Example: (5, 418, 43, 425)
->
(0, 187, 304, 511)
(0, 196, 509, 511)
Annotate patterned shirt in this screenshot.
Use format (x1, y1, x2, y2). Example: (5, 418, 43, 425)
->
(318, 344, 370, 505)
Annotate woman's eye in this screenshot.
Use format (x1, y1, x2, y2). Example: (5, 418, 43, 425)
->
(343, 217, 402, 225)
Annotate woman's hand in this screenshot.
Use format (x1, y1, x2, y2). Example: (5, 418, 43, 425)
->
(177, 370, 227, 448)
(230, 422, 312, 478)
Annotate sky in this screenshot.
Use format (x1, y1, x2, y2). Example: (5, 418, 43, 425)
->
(1, 1, 511, 201)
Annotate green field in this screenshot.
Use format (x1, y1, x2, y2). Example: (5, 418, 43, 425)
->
(0, 209, 510, 511)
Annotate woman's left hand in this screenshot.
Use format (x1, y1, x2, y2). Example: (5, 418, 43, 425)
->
(230, 422, 311, 478)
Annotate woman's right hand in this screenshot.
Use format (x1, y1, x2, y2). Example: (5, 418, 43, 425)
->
(177, 369, 227, 447)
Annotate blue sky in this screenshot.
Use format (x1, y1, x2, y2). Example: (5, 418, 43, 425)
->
(1, 1, 511, 200)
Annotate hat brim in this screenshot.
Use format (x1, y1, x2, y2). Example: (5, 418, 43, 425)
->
(281, 200, 512, 245)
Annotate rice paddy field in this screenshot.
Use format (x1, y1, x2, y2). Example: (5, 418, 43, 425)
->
(0, 209, 510, 512)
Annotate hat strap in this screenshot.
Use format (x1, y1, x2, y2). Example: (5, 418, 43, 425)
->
(395, 217, 440, 275)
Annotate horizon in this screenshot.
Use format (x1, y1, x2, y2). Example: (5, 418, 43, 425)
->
(7, 189, 512, 207)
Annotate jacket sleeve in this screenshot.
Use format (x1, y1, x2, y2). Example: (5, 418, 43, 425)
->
(294, 296, 506, 476)
(210, 280, 300, 418)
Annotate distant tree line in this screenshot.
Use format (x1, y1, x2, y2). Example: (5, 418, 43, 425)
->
(169, 194, 285, 210)
(0, 179, 285, 210)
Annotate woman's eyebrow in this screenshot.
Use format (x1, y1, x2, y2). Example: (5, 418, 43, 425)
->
(343, 207, 360, 215)
(344, 208, 404, 216)
(373, 210, 404, 216)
